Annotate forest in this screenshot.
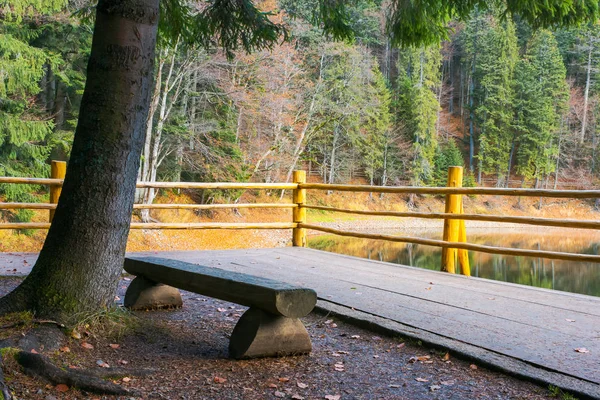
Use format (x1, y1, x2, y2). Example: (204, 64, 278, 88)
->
(2, 0, 600, 216)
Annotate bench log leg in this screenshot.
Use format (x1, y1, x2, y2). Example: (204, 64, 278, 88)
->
(229, 307, 311, 359)
(124, 276, 183, 310)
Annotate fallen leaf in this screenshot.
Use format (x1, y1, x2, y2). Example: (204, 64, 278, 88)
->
(324, 395, 341, 400)
(213, 376, 226, 384)
(268, 383, 278, 389)
(71, 330, 82, 340)
(330, 323, 338, 328)
(81, 342, 94, 350)
(55, 384, 69, 393)
(109, 343, 120, 349)
(430, 385, 441, 391)
(59, 346, 70, 353)
(397, 343, 405, 349)
(415, 377, 429, 382)
(122, 377, 131, 383)
(278, 377, 290, 383)
(30, 349, 38, 354)
(297, 382, 308, 389)
(291, 395, 304, 400)
(416, 355, 431, 361)
(442, 352, 450, 361)
(96, 360, 109, 368)
(575, 347, 590, 353)
(274, 391, 286, 398)
(470, 364, 478, 370)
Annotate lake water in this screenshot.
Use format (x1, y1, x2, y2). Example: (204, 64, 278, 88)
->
(308, 228, 600, 297)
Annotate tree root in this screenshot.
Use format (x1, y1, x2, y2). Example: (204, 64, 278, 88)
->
(0, 319, 64, 330)
(0, 352, 13, 400)
(14, 351, 132, 395)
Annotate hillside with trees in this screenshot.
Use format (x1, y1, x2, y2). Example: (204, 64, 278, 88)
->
(3, 1, 600, 203)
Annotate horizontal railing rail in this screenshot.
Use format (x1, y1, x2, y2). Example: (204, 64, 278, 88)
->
(1, 162, 599, 275)
(300, 223, 600, 263)
(300, 183, 600, 198)
(304, 205, 600, 230)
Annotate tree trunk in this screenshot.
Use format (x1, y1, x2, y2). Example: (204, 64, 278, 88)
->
(506, 138, 516, 188)
(0, 0, 159, 318)
(54, 82, 66, 130)
(580, 39, 593, 144)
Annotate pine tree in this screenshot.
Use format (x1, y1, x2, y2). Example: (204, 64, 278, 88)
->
(513, 30, 569, 185)
(396, 45, 442, 186)
(433, 138, 464, 186)
(0, 0, 69, 219)
(473, 16, 518, 186)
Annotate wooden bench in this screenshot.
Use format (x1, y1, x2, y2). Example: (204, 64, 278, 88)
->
(122, 256, 317, 359)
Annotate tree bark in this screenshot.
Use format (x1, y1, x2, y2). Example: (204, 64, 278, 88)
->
(0, 0, 159, 318)
(580, 38, 593, 144)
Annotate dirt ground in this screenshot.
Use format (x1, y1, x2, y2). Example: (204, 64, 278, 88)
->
(0, 277, 563, 400)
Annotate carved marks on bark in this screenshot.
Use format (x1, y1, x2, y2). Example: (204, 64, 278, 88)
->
(97, 0, 159, 25)
(89, 44, 149, 73)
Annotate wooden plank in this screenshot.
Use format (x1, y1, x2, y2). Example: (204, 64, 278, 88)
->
(124, 256, 316, 318)
(278, 248, 600, 315)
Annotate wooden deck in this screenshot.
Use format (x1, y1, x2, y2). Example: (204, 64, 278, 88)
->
(1, 248, 598, 397)
(133, 247, 600, 399)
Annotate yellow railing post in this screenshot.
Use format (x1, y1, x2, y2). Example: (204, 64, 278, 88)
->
(49, 160, 67, 222)
(441, 166, 462, 273)
(457, 202, 471, 276)
(292, 170, 307, 247)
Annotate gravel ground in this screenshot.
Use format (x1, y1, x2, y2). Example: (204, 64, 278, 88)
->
(0, 277, 561, 400)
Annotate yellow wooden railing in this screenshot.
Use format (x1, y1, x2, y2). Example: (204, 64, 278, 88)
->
(2, 161, 600, 273)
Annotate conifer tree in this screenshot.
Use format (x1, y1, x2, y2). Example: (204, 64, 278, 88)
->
(396, 45, 442, 186)
(472, 16, 518, 186)
(0, 2, 60, 200)
(514, 30, 569, 185)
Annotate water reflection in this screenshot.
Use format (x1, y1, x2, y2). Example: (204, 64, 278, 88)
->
(308, 228, 600, 297)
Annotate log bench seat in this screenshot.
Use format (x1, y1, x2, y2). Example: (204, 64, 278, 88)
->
(123, 256, 317, 359)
